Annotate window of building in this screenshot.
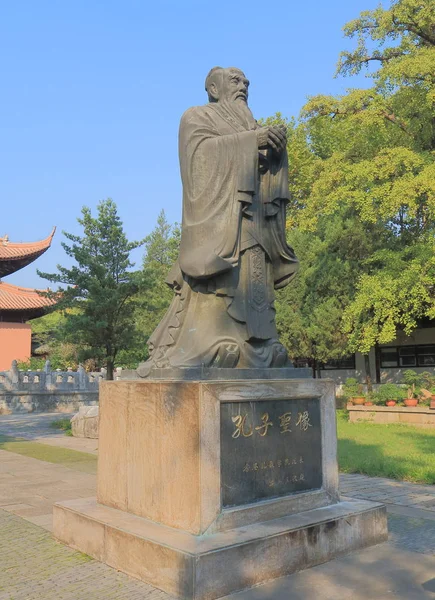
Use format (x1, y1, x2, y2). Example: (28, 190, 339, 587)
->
(321, 356, 356, 370)
(379, 347, 398, 368)
(379, 345, 435, 368)
(416, 345, 435, 366)
(399, 346, 417, 367)
(293, 358, 311, 368)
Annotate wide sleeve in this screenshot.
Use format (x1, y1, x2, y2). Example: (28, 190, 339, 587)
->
(178, 107, 258, 279)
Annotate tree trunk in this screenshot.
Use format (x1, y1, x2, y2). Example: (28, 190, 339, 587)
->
(364, 353, 373, 392)
(106, 360, 114, 380)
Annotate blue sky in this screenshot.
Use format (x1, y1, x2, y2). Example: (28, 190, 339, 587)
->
(1, 0, 381, 288)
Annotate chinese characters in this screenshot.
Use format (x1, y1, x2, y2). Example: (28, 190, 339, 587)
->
(231, 414, 253, 438)
(295, 411, 312, 432)
(242, 456, 306, 488)
(221, 399, 322, 506)
(232, 410, 312, 439)
(279, 412, 292, 433)
(255, 413, 273, 436)
(242, 455, 304, 473)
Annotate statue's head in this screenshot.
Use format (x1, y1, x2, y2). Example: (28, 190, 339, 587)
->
(205, 67, 250, 105)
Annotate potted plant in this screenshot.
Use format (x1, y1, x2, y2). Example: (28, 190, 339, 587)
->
(342, 378, 365, 405)
(420, 372, 435, 404)
(375, 383, 406, 407)
(364, 392, 374, 406)
(372, 392, 384, 406)
(401, 370, 421, 407)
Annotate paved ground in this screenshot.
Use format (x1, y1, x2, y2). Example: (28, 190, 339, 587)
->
(341, 472, 435, 512)
(0, 412, 98, 454)
(0, 448, 96, 530)
(1, 412, 435, 599)
(0, 508, 168, 600)
(2, 506, 435, 600)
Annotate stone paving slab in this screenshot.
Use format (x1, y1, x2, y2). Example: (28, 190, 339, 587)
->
(340, 473, 435, 512)
(388, 513, 435, 555)
(0, 509, 169, 600)
(0, 449, 96, 529)
(223, 541, 435, 599)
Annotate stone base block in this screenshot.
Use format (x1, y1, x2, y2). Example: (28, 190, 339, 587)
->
(53, 496, 387, 600)
(71, 406, 99, 438)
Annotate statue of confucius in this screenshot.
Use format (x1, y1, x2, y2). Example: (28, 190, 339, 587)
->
(138, 67, 298, 376)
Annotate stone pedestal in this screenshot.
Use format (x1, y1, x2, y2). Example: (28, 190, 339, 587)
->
(71, 406, 99, 438)
(53, 378, 387, 599)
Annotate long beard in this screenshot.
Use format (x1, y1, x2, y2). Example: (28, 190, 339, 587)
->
(220, 98, 256, 131)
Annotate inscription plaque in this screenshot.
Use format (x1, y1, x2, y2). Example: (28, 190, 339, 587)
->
(220, 398, 322, 507)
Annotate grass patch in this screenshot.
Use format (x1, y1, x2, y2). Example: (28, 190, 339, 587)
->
(337, 410, 435, 484)
(0, 435, 97, 474)
(50, 418, 73, 436)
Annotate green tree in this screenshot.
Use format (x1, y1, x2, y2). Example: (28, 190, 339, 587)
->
(276, 206, 385, 376)
(136, 210, 180, 355)
(290, 0, 435, 355)
(38, 199, 144, 379)
(27, 310, 81, 370)
(261, 116, 382, 375)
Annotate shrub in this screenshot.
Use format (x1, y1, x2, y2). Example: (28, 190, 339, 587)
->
(373, 383, 406, 404)
(401, 370, 423, 399)
(342, 378, 363, 400)
(421, 371, 435, 395)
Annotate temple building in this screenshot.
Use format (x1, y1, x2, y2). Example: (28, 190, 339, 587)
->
(0, 230, 56, 369)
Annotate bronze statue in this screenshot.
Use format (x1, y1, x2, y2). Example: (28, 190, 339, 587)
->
(138, 67, 298, 376)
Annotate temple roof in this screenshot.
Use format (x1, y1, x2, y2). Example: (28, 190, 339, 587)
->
(0, 228, 55, 278)
(0, 281, 57, 319)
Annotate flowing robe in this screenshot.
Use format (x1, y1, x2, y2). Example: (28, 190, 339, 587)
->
(143, 103, 298, 371)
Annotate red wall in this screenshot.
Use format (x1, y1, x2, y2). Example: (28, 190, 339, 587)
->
(0, 322, 32, 370)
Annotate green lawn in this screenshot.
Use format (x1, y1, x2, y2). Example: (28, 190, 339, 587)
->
(337, 410, 435, 484)
(0, 435, 97, 474)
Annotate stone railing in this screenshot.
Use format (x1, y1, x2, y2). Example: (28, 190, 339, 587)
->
(0, 361, 122, 414)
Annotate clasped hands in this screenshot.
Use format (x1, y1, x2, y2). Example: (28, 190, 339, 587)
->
(257, 124, 287, 156)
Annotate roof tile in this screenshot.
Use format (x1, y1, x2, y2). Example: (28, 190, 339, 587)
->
(0, 282, 57, 311)
(0, 229, 55, 259)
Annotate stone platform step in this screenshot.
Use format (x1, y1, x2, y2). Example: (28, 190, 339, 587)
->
(54, 497, 387, 600)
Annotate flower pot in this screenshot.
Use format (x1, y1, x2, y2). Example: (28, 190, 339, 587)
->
(386, 400, 396, 407)
(352, 397, 366, 405)
(365, 402, 374, 406)
(404, 398, 418, 407)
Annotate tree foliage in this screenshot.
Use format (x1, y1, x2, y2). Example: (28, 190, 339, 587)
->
(38, 199, 143, 379)
(135, 210, 180, 356)
(27, 310, 81, 370)
(281, 0, 435, 357)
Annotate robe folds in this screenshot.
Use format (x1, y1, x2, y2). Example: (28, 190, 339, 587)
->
(168, 103, 296, 287)
(143, 102, 299, 371)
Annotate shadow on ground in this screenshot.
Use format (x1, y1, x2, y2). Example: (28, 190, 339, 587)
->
(223, 541, 435, 600)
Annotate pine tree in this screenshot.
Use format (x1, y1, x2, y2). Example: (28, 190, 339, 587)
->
(38, 199, 144, 379)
